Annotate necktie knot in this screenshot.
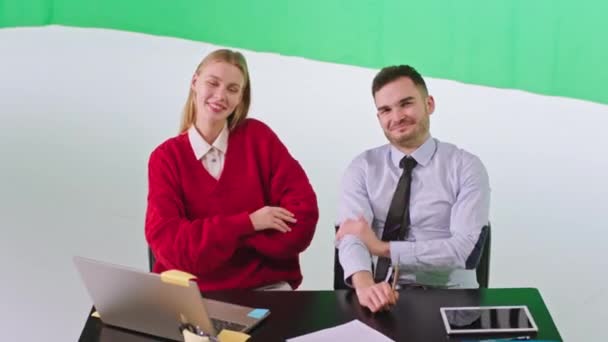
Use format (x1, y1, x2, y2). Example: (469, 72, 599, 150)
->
(399, 156, 417, 173)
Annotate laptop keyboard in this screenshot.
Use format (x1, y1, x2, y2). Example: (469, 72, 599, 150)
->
(211, 318, 247, 332)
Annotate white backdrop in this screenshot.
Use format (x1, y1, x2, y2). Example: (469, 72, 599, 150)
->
(1, 26, 606, 340)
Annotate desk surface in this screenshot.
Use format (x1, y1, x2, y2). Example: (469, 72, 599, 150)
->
(79, 287, 562, 342)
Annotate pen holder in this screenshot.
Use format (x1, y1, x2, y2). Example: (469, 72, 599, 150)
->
(182, 328, 213, 342)
(166, 270, 251, 342)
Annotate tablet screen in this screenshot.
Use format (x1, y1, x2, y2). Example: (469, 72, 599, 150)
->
(440, 306, 538, 334)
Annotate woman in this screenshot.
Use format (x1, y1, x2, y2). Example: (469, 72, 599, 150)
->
(145, 49, 319, 291)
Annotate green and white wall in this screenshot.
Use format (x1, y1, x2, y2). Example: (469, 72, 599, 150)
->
(1, 1, 606, 340)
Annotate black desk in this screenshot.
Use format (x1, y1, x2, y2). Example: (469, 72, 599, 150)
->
(79, 288, 562, 341)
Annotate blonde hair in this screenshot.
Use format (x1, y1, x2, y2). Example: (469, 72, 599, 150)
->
(179, 49, 251, 133)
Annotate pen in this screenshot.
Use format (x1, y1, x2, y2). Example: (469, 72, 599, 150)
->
(391, 263, 399, 291)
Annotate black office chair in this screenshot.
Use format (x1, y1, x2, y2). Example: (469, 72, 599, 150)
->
(148, 247, 156, 271)
(333, 224, 491, 289)
(475, 224, 491, 288)
(333, 225, 349, 289)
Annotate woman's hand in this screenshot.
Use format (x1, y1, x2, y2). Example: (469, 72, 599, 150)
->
(249, 206, 297, 233)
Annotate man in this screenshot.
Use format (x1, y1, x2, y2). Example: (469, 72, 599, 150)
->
(336, 65, 490, 313)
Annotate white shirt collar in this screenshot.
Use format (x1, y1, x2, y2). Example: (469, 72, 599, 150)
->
(187, 124, 229, 160)
(389, 135, 437, 168)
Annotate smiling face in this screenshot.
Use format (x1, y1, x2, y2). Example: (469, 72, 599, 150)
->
(191, 60, 245, 127)
(374, 76, 435, 152)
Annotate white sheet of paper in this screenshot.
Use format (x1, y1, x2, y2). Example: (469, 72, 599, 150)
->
(286, 319, 395, 342)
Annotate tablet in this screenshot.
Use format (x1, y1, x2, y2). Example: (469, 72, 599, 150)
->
(440, 306, 539, 334)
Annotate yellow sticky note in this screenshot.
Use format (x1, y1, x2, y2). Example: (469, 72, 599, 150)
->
(91, 311, 100, 318)
(218, 329, 250, 342)
(160, 269, 197, 287)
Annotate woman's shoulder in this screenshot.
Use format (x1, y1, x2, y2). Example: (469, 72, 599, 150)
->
(234, 118, 280, 141)
(237, 117, 273, 133)
(149, 133, 189, 160)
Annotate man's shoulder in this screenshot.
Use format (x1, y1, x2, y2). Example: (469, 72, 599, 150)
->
(434, 139, 486, 175)
(435, 139, 482, 162)
(351, 144, 391, 164)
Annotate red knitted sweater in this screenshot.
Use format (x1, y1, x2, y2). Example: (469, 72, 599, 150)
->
(145, 119, 319, 290)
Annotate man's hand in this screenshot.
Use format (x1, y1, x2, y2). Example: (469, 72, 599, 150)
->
(351, 271, 398, 313)
(336, 217, 389, 257)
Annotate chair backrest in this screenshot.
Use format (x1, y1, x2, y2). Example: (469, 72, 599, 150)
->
(148, 247, 156, 272)
(475, 224, 491, 288)
(333, 224, 491, 289)
(333, 226, 348, 289)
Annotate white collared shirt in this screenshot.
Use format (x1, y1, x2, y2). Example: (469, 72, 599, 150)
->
(187, 125, 229, 179)
(337, 136, 490, 288)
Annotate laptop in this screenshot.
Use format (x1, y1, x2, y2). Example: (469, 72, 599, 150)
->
(73, 256, 270, 341)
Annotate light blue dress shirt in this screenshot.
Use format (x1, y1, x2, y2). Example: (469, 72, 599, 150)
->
(336, 136, 490, 288)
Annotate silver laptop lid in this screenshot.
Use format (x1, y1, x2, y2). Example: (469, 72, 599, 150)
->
(73, 256, 215, 341)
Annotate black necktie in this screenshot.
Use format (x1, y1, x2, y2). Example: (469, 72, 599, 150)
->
(374, 156, 417, 282)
